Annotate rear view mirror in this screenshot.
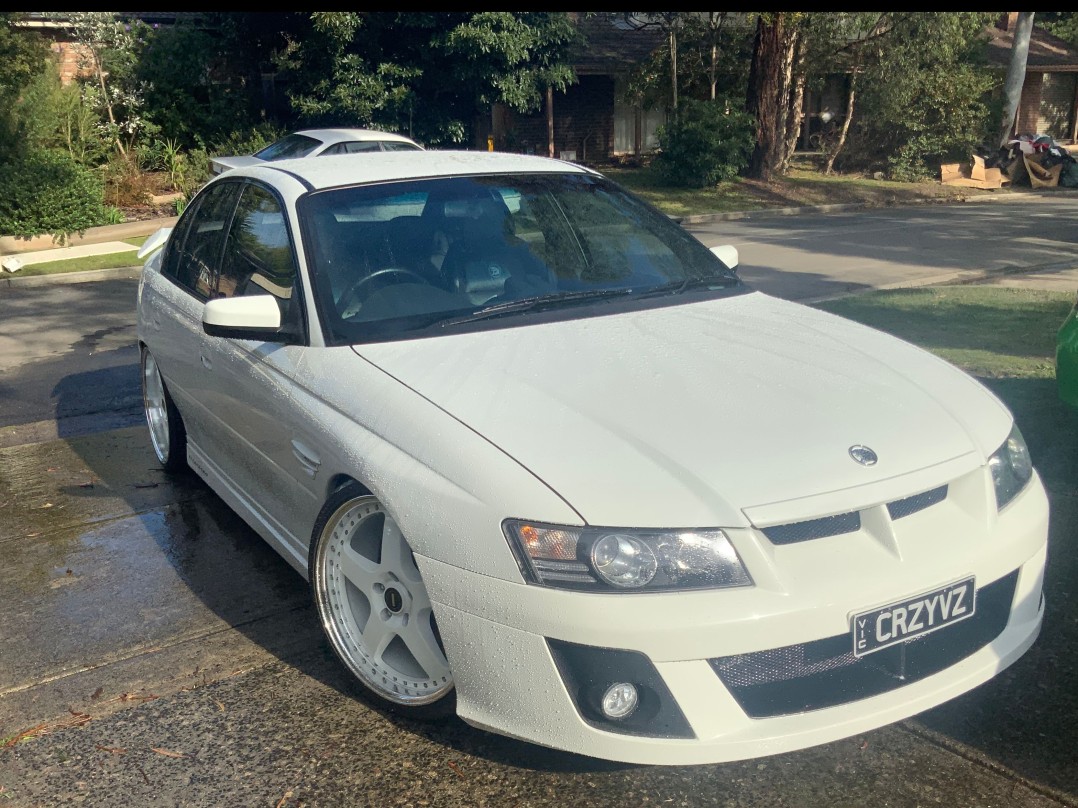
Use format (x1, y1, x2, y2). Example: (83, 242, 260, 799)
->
(710, 244, 739, 271)
(203, 295, 287, 341)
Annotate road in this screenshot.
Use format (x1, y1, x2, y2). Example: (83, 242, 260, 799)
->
(1, 199, 1077, 806)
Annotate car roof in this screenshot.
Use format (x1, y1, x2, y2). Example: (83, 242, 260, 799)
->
(246, 150, 594, 192)
(293, 128, 419, 146)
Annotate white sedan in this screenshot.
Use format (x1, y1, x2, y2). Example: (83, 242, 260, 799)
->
(136, 151, 1047, 765)
(209, 128, 423, 175)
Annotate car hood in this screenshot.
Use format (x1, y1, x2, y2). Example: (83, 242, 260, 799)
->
(354, 292, 1012, 528)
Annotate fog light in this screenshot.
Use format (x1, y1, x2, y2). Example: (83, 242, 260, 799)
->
(601, 682, 639, 720)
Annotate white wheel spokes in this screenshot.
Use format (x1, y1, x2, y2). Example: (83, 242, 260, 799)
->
(324, 500, 452, 702)
(143, 355, 169, 460)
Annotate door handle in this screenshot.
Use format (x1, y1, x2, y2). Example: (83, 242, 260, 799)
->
(291, 440, 321, 478)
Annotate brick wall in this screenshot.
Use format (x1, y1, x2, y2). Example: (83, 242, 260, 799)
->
(50, 41, 94, 86)
(508, 75, 616, 163)
(1015, 71, 1044, 135)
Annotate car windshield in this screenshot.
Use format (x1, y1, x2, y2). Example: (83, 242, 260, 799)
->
(299, 173, 742, 344)
(255, 134, 322, 161)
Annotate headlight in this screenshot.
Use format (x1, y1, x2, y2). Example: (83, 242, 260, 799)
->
(988, 425, 1033, 510)
(503, 520, 752, 592)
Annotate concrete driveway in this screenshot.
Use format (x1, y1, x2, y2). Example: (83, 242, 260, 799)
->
(2, 199, 1077, 806)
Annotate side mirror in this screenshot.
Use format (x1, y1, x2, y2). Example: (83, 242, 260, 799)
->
(710, 244, 739, 271)
(203, 295, 287, 341)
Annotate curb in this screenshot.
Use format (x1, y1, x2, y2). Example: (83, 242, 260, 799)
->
(0, 265, 141, 289)
(0, 217, 178, 256)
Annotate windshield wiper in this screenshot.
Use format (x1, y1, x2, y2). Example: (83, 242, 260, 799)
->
(636, 276, 741, 298)
(438, 288, 635, 327)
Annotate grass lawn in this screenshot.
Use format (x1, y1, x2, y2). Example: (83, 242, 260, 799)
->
(12, 236, 147, 277)
(815, 284, 1078, 791)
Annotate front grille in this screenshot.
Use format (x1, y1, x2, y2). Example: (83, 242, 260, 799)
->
(888, 485, 948, 520)
(709, 570, 1018, 718)
(762, 512, 861, 545)
(759, 485, 950, 546)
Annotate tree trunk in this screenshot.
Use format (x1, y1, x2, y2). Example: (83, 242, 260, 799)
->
(825, 71, 857, 175)
(669, 27, 678, 115)
(999, 11, 1035, 146)
(710, 40, 718, 101)
(546, 85, 554, 158)
(92, 49, 126, 157)
(745, 13, 789, 181)
(780, 34, 804, 173)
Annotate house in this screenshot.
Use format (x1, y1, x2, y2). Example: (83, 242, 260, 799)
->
(487, 13, 667, 162)
(987, 14, 1078, 143)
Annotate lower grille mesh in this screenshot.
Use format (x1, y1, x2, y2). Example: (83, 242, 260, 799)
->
(709, 570, 1018, 718)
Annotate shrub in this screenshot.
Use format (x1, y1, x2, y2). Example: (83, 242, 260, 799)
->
(654, 99, 754, 188)
(209, 123, 287, 159)
(0, 150, 112, 242)
(102, 152, 156, 207)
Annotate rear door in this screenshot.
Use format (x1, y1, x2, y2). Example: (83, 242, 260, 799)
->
(141, 180, 242, 449)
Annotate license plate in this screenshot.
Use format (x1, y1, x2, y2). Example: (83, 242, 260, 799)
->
(851, 577, 976, 658)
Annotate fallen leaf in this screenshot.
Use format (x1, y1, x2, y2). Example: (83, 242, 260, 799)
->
(133, 482, 159, 489)
(35, 503, 54, 509)
(860, 738, 869, 750)
(26, 532, 41, 539)
(78, 481, 94, 489)
(115, 693, 158, 703)
(46, 467, 59, 473)
(95, 745, 126, 755)
(91, 687, 103, 701)
(275, 790, 294, 808)
(66, 569, 73, 576)
(213, 699, 226, 713)
(150, 747, 186, 758)
(2, 711, 92, 748)
(447, 761, 465, 779)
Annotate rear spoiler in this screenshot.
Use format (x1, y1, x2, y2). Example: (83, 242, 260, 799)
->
(137, 227, 174, 260)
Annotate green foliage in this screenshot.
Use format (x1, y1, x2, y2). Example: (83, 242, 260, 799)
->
(0, 150, 112, 242)
(277, 12, 578, 146)
(0, 13, 50, 162)
(15, 63, 110, 166)
(209, 124, 286, 158)
(841, 13, 997, 178)
(136, 23, 252, 148)
(654, 98, 754, 187)
(1039, 12, 1078, 51)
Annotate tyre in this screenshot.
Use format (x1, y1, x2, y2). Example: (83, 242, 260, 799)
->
(309, 483, 455, 718)
(141, 346, 187, 472)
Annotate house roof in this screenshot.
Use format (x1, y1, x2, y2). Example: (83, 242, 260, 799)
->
(986, 24, 1078, 72)
(571, 13, 665, 76)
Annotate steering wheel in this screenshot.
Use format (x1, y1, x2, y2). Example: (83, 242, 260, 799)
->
(338, 267, 430, 318)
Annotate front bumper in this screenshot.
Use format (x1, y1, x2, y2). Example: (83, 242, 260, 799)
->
(418, 471, 1049, 765)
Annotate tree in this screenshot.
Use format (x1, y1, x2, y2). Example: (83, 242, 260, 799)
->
(998, 12, 1035, 146)
(846, 13, 996, 179)
(63, 11, 148, 157)
(0, 12, 49, 162)
(275, 12, 577, 146)
(744, 13, 799, 181)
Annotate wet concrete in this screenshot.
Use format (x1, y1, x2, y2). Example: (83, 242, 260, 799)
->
(0, 428, 1075, 806)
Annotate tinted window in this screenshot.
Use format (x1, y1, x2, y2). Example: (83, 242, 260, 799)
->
(254, 134, 321, 161)
(218, 184, 297, 306)
(341, 142, 384, 154)
(299, 173, 740, 346)
(165, 182, 241, 299)
(382, 141, 422, 152)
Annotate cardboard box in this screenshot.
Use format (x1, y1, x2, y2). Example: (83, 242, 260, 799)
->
(940, 155, 1008, 189)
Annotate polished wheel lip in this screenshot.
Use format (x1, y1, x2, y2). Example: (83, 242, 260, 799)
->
(314, 495, 453, 706)
(142, 350, 170, 464)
